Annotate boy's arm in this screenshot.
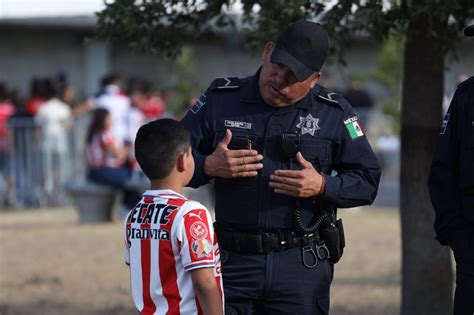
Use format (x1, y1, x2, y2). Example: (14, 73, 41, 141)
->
(190, 267, 223, 315)
(177, 204, 223, 313)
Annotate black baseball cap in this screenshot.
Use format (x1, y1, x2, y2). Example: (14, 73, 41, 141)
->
(270, 20, 330, 82)
(464, 25, 474, 37)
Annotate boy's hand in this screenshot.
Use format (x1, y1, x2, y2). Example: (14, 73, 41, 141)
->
(203, 129, 263, 178)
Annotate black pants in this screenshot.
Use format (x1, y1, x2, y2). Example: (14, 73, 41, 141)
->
(449, 229, 474, 315)
(221, 246, 332, 315)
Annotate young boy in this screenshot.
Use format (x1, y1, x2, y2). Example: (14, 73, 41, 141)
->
(124, 118, 223, 315)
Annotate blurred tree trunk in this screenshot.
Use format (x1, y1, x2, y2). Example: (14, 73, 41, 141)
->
(400, 6, 453, 315)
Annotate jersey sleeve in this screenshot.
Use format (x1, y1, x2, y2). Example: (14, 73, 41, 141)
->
(323, 105, 381, 208)
(176, 203, 216, 272)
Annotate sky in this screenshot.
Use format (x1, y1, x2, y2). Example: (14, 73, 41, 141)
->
(0, 0, 105, 18)
(0, 0, 252, 18)
(0, 1, 343, 19)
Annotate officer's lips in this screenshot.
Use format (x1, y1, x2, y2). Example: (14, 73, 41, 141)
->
(269, 83, 286, 99)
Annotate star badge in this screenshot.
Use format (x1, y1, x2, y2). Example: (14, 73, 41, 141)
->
(296, 114, 320, 136)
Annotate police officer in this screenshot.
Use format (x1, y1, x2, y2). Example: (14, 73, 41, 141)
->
(428, 25, 474, 315)
(182, 20, 381, 314)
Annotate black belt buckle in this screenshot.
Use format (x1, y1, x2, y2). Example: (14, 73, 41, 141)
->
(261, 232, 279, 253)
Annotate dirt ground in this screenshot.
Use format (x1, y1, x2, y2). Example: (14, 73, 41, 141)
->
(0, 206, 400, 315)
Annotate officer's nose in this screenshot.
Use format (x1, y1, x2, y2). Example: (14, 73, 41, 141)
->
(274, 64, 296, 88)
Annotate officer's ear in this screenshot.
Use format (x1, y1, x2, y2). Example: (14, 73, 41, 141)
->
(262, 42, 274, 60)
(309, 72, 321, 89)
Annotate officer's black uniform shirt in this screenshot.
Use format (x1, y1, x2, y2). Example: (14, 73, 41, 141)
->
(429, 76, 474, 244)
(182, 70, 381, 231)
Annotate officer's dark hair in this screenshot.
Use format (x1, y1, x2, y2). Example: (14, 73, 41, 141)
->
(134, 118, 191, 180)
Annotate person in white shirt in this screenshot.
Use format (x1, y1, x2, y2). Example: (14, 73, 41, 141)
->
(35, 79, 71, 199)
(94, 74, 133, 148)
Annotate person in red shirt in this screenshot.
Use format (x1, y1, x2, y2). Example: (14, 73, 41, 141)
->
(0, 83, 15, 203)
(26, 78, 48, 116)
(0, 83, 15, 154)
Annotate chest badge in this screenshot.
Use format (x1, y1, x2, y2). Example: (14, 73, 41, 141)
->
(296, 114, 320, 136)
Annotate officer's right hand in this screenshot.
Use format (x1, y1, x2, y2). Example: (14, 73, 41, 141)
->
(203, 129, 263, 178)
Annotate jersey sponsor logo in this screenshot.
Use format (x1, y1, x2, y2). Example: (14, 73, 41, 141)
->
(128, 203, 178, 225)
(191, 239, 213, 258)
(344, 116, 364, 139)
(440, 113, 450, 135)
(126, 227, 170, 241)
(296, 114, 320, 136)
(190, 221, 208, 240)
(224, 120, 252, 130)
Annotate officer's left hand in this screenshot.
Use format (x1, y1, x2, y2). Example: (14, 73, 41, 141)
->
(269, 152, 324, 198)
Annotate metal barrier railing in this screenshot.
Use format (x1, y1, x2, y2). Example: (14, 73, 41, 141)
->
(1, 114, 90, 208)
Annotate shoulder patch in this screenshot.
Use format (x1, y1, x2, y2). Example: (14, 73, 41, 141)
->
(317, 88, 339, 104)
(190, 92, 207, 114)
(344, 116, 364, 139)
(191, 77, 240, 114)
(315, 87, 345, 110)
(440, 113, 450, 135)
(210, 77, 240, 90)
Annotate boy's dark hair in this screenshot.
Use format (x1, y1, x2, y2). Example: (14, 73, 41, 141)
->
(135, 118, 191, 180)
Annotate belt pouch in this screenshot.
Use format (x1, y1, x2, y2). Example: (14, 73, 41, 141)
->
(320, 219, 345, 264)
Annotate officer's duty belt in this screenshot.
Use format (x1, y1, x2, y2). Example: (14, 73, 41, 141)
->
(214, 224, 317, 254)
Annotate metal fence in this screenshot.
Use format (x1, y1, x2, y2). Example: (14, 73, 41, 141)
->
(0, 114, 90, 208)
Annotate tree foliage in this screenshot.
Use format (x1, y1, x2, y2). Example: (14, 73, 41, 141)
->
(159, 47, 206, 116)
(369, 34, 404, 134)
(96, 0, 474, 60)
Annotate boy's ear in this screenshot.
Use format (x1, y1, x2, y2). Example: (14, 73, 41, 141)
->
(176, 152, 186, 172)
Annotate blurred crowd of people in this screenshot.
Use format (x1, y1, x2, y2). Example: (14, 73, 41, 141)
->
(0, 70, 414, 208)
(0, 73, 173, 207)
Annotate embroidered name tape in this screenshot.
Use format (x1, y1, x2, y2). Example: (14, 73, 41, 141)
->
(224, 120, 252, 130)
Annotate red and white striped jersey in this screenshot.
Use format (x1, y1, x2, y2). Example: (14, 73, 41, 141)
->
(123, 189, 223, 315)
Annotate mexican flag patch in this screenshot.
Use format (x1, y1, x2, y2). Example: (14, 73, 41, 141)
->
(344, 116, 364, 139)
